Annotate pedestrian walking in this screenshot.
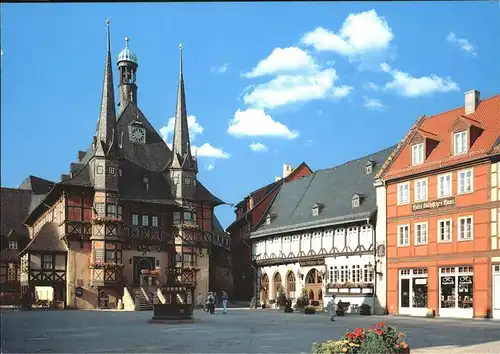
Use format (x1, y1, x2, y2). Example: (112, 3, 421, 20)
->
(329, 295, 336, 322)
(206, 291, 215, 314)
(221, 290, 228, 314)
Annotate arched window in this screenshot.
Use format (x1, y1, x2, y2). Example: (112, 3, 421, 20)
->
(274, 273, 282, 297)
(309, 289, 315, 300)
(318, 289, 323, 300)
(306, 268, 322, 284)
(261, 274, 269, 301)
(287, 272, 296, 298)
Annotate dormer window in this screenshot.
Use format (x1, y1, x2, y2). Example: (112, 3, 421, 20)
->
(8, 241, 17, 250)
(266, 213, 276, 225)
(312, 203, 323, 216)
(365, 160, 373, 174)
(454, 131, 468, 155)
(352, 194, 363, 208)
(412, 143, 424, 165)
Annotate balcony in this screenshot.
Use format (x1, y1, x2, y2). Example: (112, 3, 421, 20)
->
(90, 267, 122, 287)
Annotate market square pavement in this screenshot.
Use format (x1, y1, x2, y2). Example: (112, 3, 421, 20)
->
(1, 308, 500, 353)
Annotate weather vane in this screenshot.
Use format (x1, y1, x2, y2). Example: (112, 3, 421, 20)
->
(106, 19, 110, 25)
(179, 43, 182, 50)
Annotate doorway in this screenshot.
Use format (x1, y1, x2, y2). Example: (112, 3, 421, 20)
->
(398, 268, 428, 316)
(493, 265, 500, 319)
(133, 257, 155, 287)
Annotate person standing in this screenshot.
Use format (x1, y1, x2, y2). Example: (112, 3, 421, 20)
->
(222, 290, 228, 314)
(329, 295, 336, 322)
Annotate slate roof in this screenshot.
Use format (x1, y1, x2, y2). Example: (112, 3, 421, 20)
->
(20, 222, 68, 255)
(18, 176, 55, 194)
(250, 146, 396, 239)
(56, 101, 222, 206)
(0, 188, 32, 238)
(379, 94, 500, 181)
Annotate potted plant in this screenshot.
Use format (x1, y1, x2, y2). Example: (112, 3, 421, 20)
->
(304, 305, 316, 314)
(360, 303, 372, 315)
(276, 285, 287, 310)
(336, 300, 345, 316)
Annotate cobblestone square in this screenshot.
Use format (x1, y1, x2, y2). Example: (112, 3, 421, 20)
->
(2, 309, 500, 353)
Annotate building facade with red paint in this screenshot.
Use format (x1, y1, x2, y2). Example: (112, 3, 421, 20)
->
(377, 90, 500, 319)
(227, 163, 312, 301)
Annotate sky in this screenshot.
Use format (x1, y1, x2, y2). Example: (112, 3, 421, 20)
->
(1, 2, 499, 229)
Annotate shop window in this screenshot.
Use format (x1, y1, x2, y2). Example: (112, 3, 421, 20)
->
(440, 266, 473, 310)
(399, 268, 428, 310)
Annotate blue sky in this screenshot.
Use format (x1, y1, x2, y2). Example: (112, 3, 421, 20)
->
(1, 3, 499, 229)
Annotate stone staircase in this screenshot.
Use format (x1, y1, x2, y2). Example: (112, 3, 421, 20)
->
(132, 287, 153, 311)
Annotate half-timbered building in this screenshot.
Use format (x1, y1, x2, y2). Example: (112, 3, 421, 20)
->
(250, 147, 394, 315)
(11, 21, 231, 310)
(227, 163, 312, 301)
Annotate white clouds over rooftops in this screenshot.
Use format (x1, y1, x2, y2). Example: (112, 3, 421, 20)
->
(301, 10, 394, 59)
(380, 63, 459, 97)
(363, 97, 385, 110)
(160, 115, 230, 159)
(227, 109, 299, 139)
(243, 68, 352, 109)
(243, 47, 318, 78)
(446, 32, 477, 56)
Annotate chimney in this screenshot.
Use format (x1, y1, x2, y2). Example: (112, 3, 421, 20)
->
(464, 89, 480, 114)
(282, 164, 293, 178)
(78, 151, 86, 162)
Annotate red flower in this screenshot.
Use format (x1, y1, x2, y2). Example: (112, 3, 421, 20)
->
(375, 329, 383, 336)
(377, 322, 386, 327)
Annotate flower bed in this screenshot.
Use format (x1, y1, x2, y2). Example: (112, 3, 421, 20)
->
(91, 217, 123, 225)
(89, 262, 124, 270)
(312, 322, 410, 354)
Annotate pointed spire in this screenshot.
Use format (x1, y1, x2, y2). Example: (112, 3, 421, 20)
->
(96, 19, 117, 156)
(171, 43, 192, 165)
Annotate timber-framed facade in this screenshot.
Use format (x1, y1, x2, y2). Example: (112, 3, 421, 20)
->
(5, 21, 231, 310)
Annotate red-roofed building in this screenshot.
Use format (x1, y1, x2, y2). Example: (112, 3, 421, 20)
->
(377, 90, 500, 319)
(227, 163, 312, 301)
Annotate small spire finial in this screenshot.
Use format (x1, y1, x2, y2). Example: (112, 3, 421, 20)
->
(179, 43, 183, 50)
(106, 19, 111, 52)
(125, 36, 129, 48)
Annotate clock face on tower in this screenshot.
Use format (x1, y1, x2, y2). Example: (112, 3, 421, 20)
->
(130, 127, 145, 143)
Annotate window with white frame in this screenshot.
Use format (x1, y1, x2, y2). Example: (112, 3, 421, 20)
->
(351, 265, 361, 283)
(397, 183, 410, 205)
(438, 173, 452, 198)
(458, 216, 473, 241)
(412, 143, 424, 165)
(141, 215, 149, 226)
(132, 214, 139, 225)
(42, 255, 54, 269)
(340, 265, 348, 282)
(458, 169, 473, 194)
(363, 264, 374, 283)
(152, 216, 159, 227)
(398, 224, 410, 246)
(8, 241, 18, 250)
(329, 266, 339, 283)
(107, 204, 117, 218)
(415, 179, 428, 201)
(438, 219, 452, 242)
(415, 222, 428, 245)
(173, 212, 181, 225)
(454, 131, 468, 156)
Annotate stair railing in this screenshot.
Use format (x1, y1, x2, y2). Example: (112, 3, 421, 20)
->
(140, 277, 152, 306)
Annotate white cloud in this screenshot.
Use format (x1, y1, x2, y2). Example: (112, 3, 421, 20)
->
(301, 10, 393, 60)
(249, 142, 268, 152)
(243, 68, 351, 109)
(193, 143, 231, 159)
(446, 32, 477, 56)
(206, 163, 215, 171)
(332, 85, 353, 98)
(243, 47, 318, 78)
(363, 97, 385, 110)
(227, 109, 299, 139)
(159, 115, 204, 143)
(381, 63, 459, 97)
(364, 81, 379, 91)
(211, 63, 229, 74)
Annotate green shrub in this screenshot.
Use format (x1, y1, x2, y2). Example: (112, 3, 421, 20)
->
(360, 303, 371, 315)
(296, 288, 309, 308)
(276, 285, 287, 306)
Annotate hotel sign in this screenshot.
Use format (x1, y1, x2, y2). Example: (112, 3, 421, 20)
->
(412, 197, 456, 212)
(299, 258, 325, 267)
